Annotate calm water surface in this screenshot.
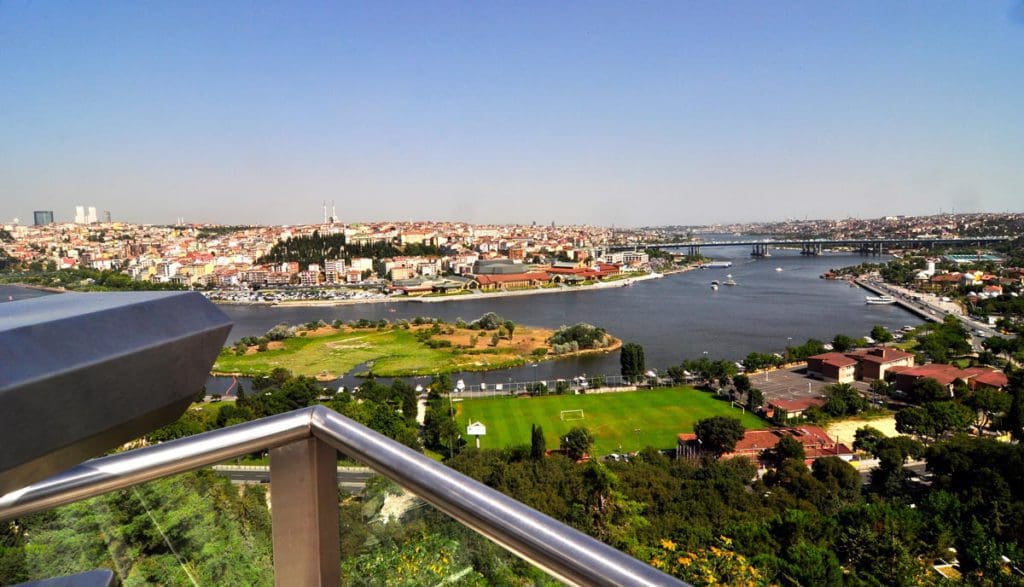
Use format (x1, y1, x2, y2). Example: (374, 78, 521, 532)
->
(213, 247, 921, 389)
(0, 249, 922, 390)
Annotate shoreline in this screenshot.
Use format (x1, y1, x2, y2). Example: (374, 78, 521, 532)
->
(219, 269, 682, 308)
(0, 283, 67, 293)
(853, 279, 939, 323)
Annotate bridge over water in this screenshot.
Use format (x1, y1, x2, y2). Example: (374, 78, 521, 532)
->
(609, 236, 1011, 257)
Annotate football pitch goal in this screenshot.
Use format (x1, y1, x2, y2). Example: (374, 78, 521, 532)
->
(559, 409, 585, 421)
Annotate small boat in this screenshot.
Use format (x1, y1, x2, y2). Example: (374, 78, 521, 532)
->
(775, 267, 783, 272)
(865, 295, 896, 305)
(723, 279, 737, 286)
(711, 282, 719, 291)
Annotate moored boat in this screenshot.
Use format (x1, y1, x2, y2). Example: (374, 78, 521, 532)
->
(865, 295, 896, 305)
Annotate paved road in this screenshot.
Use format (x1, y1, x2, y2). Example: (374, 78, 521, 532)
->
(856, 459, 929, 485)
(860, 279, 1004, 351)
(213, 465, 374, 492)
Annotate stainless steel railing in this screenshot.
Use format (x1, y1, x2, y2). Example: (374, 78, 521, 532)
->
(0, 406, 687, 586)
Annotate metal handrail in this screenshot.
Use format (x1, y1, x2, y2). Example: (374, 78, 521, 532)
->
(0, 406, 687, 586)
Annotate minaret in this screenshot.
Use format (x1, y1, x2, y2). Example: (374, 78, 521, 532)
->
(322, 201, 328, 224)
(331, 201, 337, 224)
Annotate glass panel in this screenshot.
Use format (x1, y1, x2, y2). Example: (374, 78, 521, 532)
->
(2, 470, 274, 586)
(338, 476, 561, 586)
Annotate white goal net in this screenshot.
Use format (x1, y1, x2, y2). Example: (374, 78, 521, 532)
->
(559, 409, 585, 421)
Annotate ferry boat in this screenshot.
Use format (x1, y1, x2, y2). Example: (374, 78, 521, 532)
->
(701, 261, 733, 269)
(865, 295, 896, 305)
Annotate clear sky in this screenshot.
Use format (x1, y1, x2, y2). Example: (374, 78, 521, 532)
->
(2, 2, 1022, 226)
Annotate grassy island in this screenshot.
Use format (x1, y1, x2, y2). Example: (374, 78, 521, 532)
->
(212, 313, 620, 379)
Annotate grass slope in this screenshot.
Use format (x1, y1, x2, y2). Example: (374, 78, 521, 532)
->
(213, 324, 616, 379)
(454, 387, 769, 456)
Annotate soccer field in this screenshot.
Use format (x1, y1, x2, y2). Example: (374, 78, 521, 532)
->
(454, 387, 769, 455)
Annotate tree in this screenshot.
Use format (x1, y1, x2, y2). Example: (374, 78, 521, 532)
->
(871, 325, 894, 343)
(1006, 372, 1024, 441)
(619, 342, 646, 382)
(560, 427, 594, 461)
(908, 377, 950, 403)
(832, 334, 856, 352)
(530, 424, 546, 459)
(853, 426, 886, 454)
(746, 387, 764, 411)
(694, 416, 745, 457)
(504, 320, 516, 340)
(812, 456, 861, 502)
(764, 434, 805, 468)
(823, 382, 868, 417)
(733, 373, 751, 394)
(896, 402, 972, 441)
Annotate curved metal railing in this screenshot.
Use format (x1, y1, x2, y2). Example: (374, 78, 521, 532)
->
(0, 406, 687, 586)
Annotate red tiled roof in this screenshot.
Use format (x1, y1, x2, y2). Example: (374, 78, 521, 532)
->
(962, 367, 1009, 388)
(892, 364, 965, 386)
(770, 398, 825, 412)
(809, 352, 858, 368)
(848, 347, 914, 364)
(474, 272, 549, 285)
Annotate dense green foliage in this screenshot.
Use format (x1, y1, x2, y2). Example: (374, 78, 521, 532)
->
(694, 416, 745, 456)
(3, 472, 273, 585)
(547, 323, 611, 350)
(257, 230, 441, 267)
(0, 268, 185, 291)
(822, 383, 869, 417)
(619, 342, 646, 382)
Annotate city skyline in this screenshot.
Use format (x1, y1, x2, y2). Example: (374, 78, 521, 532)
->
(2, 2, 1023, 226)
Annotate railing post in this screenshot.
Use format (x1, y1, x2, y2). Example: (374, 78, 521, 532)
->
(270, 438, 340, 586)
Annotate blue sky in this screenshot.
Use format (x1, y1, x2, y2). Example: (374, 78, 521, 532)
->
(1, 2, 1022, 226)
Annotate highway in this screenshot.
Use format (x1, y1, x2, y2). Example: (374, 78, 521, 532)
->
(212, 464, 374, 492)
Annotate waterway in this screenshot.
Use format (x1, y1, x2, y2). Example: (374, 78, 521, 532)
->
(1, 247, 924, 393)
(211, 246, 921, 391)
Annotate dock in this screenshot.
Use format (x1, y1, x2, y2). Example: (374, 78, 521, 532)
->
(854, 279, 938, 323)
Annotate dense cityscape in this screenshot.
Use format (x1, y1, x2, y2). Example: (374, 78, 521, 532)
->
(4, 3, 1024, 586)
(3, 208, 1024, 584)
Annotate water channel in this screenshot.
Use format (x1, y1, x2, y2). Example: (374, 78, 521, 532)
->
(209, 246, 922, 392)
(1, 246, 923, 394)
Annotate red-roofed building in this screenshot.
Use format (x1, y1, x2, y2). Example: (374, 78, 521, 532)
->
(807, 352, 858, 383)
(474, 272, 550, 291)
(768, 398, 825, 422)
(808, 347, 915, 383)
(889, 364, 1008, 395)
(677, 426, 853, 467)
(845, 347, 916, 380)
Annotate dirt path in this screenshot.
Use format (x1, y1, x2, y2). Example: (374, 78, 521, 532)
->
(826, 415, 897, 446)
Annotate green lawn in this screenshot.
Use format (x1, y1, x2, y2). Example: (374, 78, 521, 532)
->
(213, 328, 528, 378)
(454, 387, 769, 456)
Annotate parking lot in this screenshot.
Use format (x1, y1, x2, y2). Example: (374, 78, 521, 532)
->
(751, 366, 872, 405)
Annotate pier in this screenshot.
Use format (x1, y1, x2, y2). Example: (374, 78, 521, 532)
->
(854, 279, 939, 323)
